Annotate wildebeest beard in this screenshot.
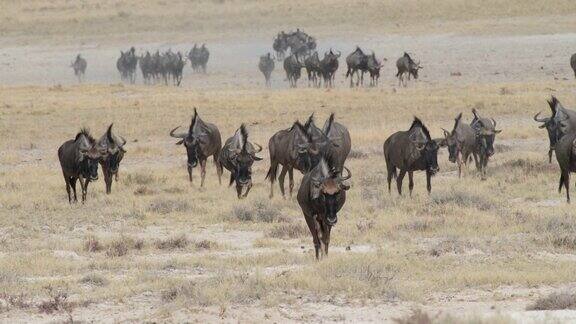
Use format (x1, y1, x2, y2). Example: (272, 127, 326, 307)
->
(423, 141, 440, 175)
(104, 150, 124, 173)
(184, 138, 200, 168)
(477, 134, 495, 157)
(80, 156, 99, 181)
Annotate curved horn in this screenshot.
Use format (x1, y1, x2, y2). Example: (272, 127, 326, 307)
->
(252, 142, 263, 153)
(441, 128, 451, 136)
(169, 126, 188, 138)
(533, 111, 548, 123)
(491, 118, 497, 129)
(339, 166, 352, 181)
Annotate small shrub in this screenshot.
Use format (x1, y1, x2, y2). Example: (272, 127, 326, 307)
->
(37, 287, 74, 316)
(432, 190, 494, 211)
(528, 292, 576, 310)
(148, 199, 190, 214)
(349, 149, 369, 159)
(393, 309, 433, 324)
(155, 234, 189, 250)
(231, 199, 280, 222)
(79, 273, 108, 287)
(124, 173, 165, 186)
(104, 236, 142, 257)
(267, 223, 308, 239)
(134, 186, 156, 196)
(356, 219, 375, 233)
(194, 240, 217, 250)
(83, 235, 102, 253)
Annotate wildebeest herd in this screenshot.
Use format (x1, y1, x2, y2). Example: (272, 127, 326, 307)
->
(61, 29, 576, 259)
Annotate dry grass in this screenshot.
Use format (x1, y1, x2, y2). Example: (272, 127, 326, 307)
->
(528, 292, 576, 310)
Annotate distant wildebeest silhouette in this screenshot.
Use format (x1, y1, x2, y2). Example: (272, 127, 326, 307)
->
(470, 109, 502, 180)
(258, 53, 275, 88)
(70, 54, 87, 83)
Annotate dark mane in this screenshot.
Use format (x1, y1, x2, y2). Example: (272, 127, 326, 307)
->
(452, 113, 462, 134)
(106, 123, 114, 142)
(403, 52, 413, 63)
(548, 96, 559, 114)
(409, 117, 431, 140)
(75, 128, 95, 143)
(240, 124, 248, 152)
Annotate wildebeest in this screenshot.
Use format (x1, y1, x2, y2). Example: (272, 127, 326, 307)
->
(97, 124, 126, 194)
(58, 129, 103, 203)
(297, 158, 351, 260)
(384, 117, 440, 195)
(266, 120, 321, 198)
(441, 113, 476, 178)
(571, 53, 576, 79)
(304, 52, 322, 87)
(283, 54, 304, 88)
(170, 109, 223, 187)
(366, 52, 384, 87)
(533, 96, 575, 163)
(319, 49, 341, 88)
(320, 113, 351, 173)
(345, 47, 368, 87)
(117, 47, 138, 84)
(555, 129, 576, 203)
(70, 54, 87, 83)
(188, 44, 209, 74)
(258, 53, 275, 88)
(219, 124, 263, 198)
(138, 50, 187, 86)
(273, 34, 288, 61)
(396, 52, 422, 87)
(470, 109, 502, 180)
(274, 29, 317, 59)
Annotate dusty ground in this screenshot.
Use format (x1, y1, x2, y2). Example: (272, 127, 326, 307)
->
(2, 1, 576, 323)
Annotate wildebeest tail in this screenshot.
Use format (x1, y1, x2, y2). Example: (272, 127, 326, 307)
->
(265, 163, 278, 182)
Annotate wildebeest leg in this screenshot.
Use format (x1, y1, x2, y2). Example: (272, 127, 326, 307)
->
(315, 218, 325, 259)
(323, 225, 331, 256)
(304, 213, 321, 260)
(278, 166, 288, 198)
(188, 165, 193, 183)
(236, 183, 243, 199)
(242, 183, 252, 198)
(104, 169, 113, 194)
(79, 177, 89, 203)
(386, 165, 396, 193)
(457, 153, 462, 178)
(70, 177, 78, 203)
(472, 153, 480, 171)
(548, 148, 553, 164)
(426, 172, 432, 194)
(115, 170, 119, 182)
(408, 171, 414, 196)
(214, 154, 223, 185)
(288, 168, 294, 197)
(64, 174, 72, 203)
(563, 171, 570, 203)
(200, 159, 207, 187)
(396, 170, 406, 195)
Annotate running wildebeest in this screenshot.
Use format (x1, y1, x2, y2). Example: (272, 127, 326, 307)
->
(170, 109, 223, 187)
(396, 52, 422, 87)
(534, 96, 575, 163)
(571, 53, 576, 79)
(219, 124, 263, 199)
(384, 117, 440, 195)
(555, 127, 576, 203)
(258, 53, 275, 88)
(188, 44, 210, 74)
(297, 158, 351, 260)
(319, 49, 341, 88)
(441, 113, 476, 178)
(58, 129, 103, 203)
(304, 52, 322, 87)
(273, 33, 288, 61)
(283, 54, 304, 88)
(266, 120, 321, 198)
(70, 54, 87, 83)
(470, 109, 502, 180)
(117, 47, 138, 84)
(97, 124, 126, 194)
(345, 47, 369, 88)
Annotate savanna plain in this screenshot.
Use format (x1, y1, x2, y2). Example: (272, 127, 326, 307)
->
(2, 0, 576, 323)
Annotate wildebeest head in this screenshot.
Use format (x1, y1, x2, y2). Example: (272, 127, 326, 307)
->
(471, 109, 502, 157)
(98, 123, 127, 174)
(310, 159, 351, 226)
(409, 117, 439, 175)
(170, 109, 206, 168)
(534, 96, 567, 151)
(294, 121, 321, 172)
(228, 124, 263, 186)
(76, 129, 102, 181)
(404, 52, 423, 79)
(442, 113, 464, 163)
